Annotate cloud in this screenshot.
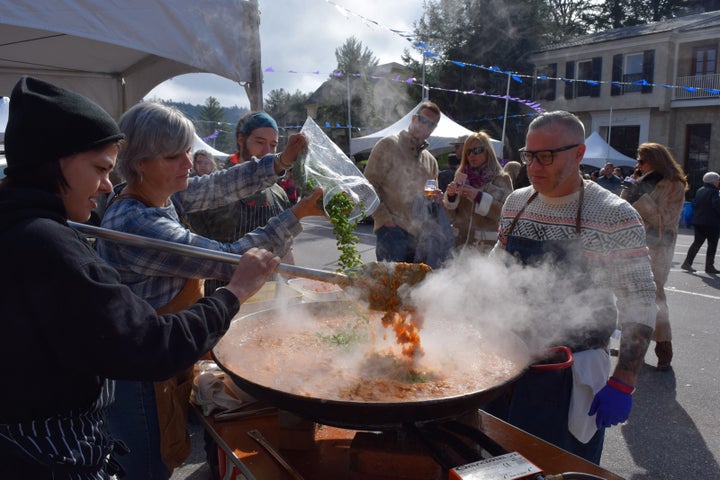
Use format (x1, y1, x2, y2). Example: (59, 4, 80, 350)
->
(145, 0, 424, 107)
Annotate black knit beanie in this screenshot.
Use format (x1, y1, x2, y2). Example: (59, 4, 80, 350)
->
(4, 76, 124, 176)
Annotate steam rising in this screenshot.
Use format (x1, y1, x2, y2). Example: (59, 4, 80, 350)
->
(407, 249, 614, 357)
(215, 282, 528, 402)
(215, 248, 615, 403)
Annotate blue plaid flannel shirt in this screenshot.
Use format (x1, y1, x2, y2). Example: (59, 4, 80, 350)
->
(97, 154, 301, 308)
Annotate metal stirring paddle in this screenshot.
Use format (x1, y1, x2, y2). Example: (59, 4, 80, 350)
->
(69, 221, 430, 309)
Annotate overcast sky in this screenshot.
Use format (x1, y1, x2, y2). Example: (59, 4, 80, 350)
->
(145, 0, 427, 108)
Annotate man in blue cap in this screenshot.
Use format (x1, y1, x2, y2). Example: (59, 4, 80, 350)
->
(187, 111, 294, 284)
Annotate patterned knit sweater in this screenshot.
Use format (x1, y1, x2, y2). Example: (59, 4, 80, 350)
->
(497, 180, 656, 333)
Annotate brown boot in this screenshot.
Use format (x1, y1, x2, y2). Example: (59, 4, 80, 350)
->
(655, 341, 673, 371)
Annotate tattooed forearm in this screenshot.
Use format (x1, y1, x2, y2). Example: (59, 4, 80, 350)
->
(615, 322, 653, 382)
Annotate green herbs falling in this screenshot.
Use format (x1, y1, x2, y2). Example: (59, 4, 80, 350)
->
(325, 192, 364, 272)
(319, 313, 370, 346)
(320, 328, 367, 347)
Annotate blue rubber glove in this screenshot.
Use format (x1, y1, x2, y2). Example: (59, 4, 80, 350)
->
(588, 379, 633, 429)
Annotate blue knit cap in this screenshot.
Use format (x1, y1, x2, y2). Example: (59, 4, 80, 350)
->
(237, 111, 278, 136)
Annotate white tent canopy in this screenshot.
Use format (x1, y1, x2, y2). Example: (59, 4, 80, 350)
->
(350, 102, 502, 157)
(193, 135, 230, 160)
(581, 132, 637, 168)
(0, 0, 257, 118)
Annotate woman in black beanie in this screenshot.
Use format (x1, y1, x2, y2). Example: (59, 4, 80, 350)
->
(0, 76, 279, 479)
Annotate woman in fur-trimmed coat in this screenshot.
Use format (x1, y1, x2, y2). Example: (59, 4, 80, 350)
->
(621, 142, 688, 371)
(443, 131, 512, 253)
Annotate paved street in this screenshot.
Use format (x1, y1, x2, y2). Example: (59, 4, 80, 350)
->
(173, 218, 720, 480)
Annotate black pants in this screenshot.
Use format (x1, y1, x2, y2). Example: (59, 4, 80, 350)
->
(684, 224, 720, 268)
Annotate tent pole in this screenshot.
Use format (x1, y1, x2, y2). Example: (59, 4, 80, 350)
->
(347, 73, 352, 155)
(500, 72, 511, 159)
(244, 0, 263, 110)
(422, 55, 428, 101)
(606, 107, 613, 163)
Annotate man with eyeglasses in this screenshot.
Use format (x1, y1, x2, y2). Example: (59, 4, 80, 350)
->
(364, 101, 448, 265)
(488, 111, 656, 464)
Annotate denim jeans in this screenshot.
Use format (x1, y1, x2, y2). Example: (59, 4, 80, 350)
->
(107, 380, 169, 479)
(375, 225, 417, 263)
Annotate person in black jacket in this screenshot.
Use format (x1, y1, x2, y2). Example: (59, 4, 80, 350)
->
(0, 76, 279, 479)
(438, 135, 465, 191)
(681, 171, 720, 273)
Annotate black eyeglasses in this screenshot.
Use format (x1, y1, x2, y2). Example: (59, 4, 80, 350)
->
(467, 146, 486, 155)
(414, 113, 438, 129)
(518, 144, 580, 166)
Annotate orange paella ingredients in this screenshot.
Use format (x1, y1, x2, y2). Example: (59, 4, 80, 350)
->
(381, 309, 425, 358)
(351, 261, 432, 359)
(364, 261, 432, 312)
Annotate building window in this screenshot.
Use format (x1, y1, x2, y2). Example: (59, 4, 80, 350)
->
(573, 58, 602, 98)
(576, 60, 593, 97)
(623, 53, 644, 93)
(685, 124, 711, 197)
(535, 64, 556, 101)
(692, 46, 717, 76)
(600, 125, 640, 159)
(612, 50, 654, 96)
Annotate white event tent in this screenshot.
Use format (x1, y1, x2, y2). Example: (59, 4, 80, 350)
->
(0, 0, 258, 118)
(350, 102, 502, 158)
(193, 135, 230, 160)
(581, 132, 637, 169)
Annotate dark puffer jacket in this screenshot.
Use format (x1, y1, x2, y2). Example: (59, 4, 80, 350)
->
(692, 182, 720, 227)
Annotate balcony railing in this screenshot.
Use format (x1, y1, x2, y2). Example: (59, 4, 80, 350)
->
(674, 73, 720, 100)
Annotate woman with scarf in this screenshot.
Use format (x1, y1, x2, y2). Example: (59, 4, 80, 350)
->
(443, 131, 512, 253)
(621, 142, 688, 371)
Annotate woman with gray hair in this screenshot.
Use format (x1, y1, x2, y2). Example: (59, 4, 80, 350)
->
(97, 101, 323, 479)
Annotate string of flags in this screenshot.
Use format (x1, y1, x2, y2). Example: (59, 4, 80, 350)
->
(271, 112, 541, 133)
(201, 129, 220, 142)
(199, 111, 540, 138)
(448, 60, 720, 96)
(263, 66, 545, 112)
(320, 0, 720, 98)
(322, 0, 418, 45)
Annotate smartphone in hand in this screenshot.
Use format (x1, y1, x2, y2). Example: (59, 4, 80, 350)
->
(454, 172, 468, 187)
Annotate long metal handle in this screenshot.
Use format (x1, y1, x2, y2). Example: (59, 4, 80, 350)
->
(68, 221, 350, 286)
(247, 429, 306, 480)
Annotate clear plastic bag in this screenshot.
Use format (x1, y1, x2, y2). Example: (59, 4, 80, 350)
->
(294, 117, 379, 221)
